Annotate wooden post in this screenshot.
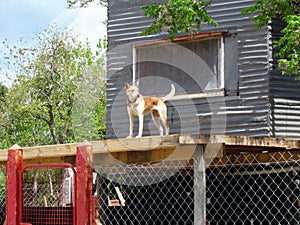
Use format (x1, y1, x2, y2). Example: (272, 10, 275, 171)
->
(6, 144, 23, 225)
(76, 141, 93, 225)
(194, 144, 206, 225)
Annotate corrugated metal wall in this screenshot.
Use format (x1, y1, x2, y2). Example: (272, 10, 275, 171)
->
(269, 19, 300, 139)
(106, 0, 294, 139)
(271, 81, 300, 139)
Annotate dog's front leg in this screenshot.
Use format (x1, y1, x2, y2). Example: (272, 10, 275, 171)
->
(136, 114, 144, 138)
(127, 114, 134, 138)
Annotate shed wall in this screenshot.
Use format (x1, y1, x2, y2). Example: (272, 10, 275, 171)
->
(106, 0, 272, 139)
(269, 19, 300, 139)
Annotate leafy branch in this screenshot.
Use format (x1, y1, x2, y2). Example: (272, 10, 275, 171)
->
(67, 0, 107, 8)
(275, 14, 300, 77)
(141, 0, 219, 41)
(242, 0, 300, 78)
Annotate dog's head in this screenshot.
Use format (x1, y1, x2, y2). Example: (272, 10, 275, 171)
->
(125, 82, 140, 101)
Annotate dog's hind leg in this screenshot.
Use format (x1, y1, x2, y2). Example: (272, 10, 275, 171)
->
(159, 107, 169, 136)
(161, 116, 169, 136)
(163, 119, 169, 135)
(152, 111, 163, 136)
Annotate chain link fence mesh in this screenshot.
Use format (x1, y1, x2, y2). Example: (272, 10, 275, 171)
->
(0, 150, 299, 224)
(22, 167, 75, 225)
(94, 150, 300, 225)
(206, 151, 300, 225)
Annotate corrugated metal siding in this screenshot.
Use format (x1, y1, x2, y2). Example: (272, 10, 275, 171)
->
(268, 18, 300, 139)
(270, 74, 300, 139)
(106, 0, 273, 139)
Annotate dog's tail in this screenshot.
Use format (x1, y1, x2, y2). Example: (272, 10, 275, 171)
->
(162, 84, 175, 101)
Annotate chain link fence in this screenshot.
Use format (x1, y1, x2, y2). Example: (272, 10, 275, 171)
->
(22, 167, 75, 225)
(0, 150, 299, 224)
(94, 150, 300, 225)
(206, 151, 300, 225)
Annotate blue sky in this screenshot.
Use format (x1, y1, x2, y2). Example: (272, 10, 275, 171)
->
(0, 0, 107, 48)
(0, 0, 106, 85)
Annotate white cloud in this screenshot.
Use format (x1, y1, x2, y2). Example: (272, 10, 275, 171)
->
(53, 2, 107, 49)
(0, 0, 107, 85)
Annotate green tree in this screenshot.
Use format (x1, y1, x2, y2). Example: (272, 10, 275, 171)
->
(67, 0, 107, 7)
(68, 0, 299, 77)
(242, 0, 300, 78)
(0, 25, 106, 148)
(141, 0, 219, 41)
(141, 0, 299, 76)
(0, 83, 10, 148)
(0, 83, 7, 103)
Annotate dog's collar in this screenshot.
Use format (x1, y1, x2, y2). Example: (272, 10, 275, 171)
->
(127, 94, 141, 105)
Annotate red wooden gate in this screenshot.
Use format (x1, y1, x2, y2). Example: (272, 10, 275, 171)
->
(6, 142, 94, 225)
(20, 163, 76, 225)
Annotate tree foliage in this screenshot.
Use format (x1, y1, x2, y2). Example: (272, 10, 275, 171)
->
(276, 14, 300, 77)
(67, 0, 107, 8)
(141, 0, 219, 41)
(140, 0, 299, 77)
(0, 26, 106, 148)
(0, 83, 7, 104)
(242, 0, 300, 78)
(242, 0, 299, 28)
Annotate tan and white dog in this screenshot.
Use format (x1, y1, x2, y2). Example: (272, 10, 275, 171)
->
(125, 82, 175, 138)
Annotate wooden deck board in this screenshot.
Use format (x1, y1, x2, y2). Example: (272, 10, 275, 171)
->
(0, 134, 299, 165)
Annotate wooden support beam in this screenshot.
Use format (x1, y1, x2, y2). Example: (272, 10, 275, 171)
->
(104, 134, 179, 152)
(0, 143, 78, 165)
(194, 145, 206, 225)
(209, 150, 300, 168)
(1, 134, 300, 166)
(0, 135, 179, 164)
(94, 145, 195, 166)
(179, 134, 300, 150)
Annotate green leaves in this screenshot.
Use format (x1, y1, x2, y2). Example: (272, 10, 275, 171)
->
(275, 14, 300, 77)
(141, 0, 219, 41)
(0, 26, 106, 148)
(67, 0, 107, 8)
(243, 0, 299, 25)
(242, 0, 300, 78)
(142, 0, 299, 77)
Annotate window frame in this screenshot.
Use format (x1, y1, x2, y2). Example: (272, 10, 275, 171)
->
(133, 32, 225, 100)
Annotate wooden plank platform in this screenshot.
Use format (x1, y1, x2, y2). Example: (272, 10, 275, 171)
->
(0, 134, 300, 166)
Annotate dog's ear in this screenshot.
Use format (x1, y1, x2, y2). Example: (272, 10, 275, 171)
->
(125, 83, 130, 89)
(135, 80, 139, 87)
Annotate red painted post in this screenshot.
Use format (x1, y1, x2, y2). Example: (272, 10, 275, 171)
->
(76, 141, 93, 225)
(6, 144, 23, 225)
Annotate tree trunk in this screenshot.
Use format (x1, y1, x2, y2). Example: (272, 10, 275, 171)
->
(48, 103, 60, 144)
